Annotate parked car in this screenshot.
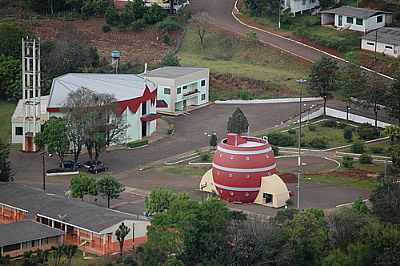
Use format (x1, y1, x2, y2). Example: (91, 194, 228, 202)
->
(83, 160, 103, 169)
(88, 164, 107, 174)
(62, 160, 81, 170)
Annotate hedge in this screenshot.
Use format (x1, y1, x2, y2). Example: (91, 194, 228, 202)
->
(127, 139, 149, 148)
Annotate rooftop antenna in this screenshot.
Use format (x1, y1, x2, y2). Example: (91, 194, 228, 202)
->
(22, 37, 41, 152)
(111, 50, 121, 74)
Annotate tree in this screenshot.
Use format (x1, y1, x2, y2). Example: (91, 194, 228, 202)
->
(0, 22, 25, 58)
(69, 173, 97, 200)
(144, 188, 190, 216)
(244, 0, 280, 17)
(161, 52, 180, 66)
(309, 57, 339, 116)
(35, 117, 70, 168)
(97, 175, 124, 208)
(386, 74, 400, 125)
(370, 176, 400, 224)
(343, 126, 353, 142)
(116, 222, 131, 256)
(163, 256, 185, 266)
(227, 107, 249, 134)
(143, 4, 166, 24)
(105, 7, 120, 26)
(0, 139, 12, 182)
(192, 12, 209, 49)
(385, 125, 400, 144)
(62, 245, 78, 266)
(0, 55, 22, 101)
(319, 0, 336, 9)
(121, 0, 145, 25)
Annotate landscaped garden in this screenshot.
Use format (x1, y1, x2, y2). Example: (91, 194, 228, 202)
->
(265, 118, 383, 149)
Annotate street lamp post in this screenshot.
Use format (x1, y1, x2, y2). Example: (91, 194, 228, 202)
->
(296, 79, 307, 209)
(41, 152, 46, 191)
(346, 106, 351, 121)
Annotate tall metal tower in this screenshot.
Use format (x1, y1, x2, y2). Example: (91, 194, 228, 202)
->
(22, 37, 41, 152)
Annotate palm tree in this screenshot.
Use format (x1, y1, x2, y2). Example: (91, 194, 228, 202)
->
(63, 245, 78, 266)
(116, 222, 131, 256)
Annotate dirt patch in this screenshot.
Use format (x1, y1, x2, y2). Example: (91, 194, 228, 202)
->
(279, 172, 297, 183)
(24, 18, 174, 64)
(210, 72, 293, 97)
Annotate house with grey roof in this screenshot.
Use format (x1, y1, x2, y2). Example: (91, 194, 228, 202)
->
(321, 6, 392, 32)
(0, 183, 150, 256)
(361, 27, 400, 58)
(0, 220, 64, 258)
(142, 67, 209, 115)
(282, 0, 319, 15)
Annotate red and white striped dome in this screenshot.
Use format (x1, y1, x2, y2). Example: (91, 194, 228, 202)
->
(212, 133, 277, 203)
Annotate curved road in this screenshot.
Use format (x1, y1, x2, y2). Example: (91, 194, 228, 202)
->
(189, 0, 393, 80)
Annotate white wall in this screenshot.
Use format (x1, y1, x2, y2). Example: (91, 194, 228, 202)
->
(361, 39, 400, 58)
(101, 220, 150, 242)
(334, 14, 387, 32)
(11, 122, 24, 144)
(287, 0, 319, 14)
(365, 15, 387, 32)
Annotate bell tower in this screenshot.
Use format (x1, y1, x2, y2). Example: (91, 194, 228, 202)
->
(22, 37, 41, 152)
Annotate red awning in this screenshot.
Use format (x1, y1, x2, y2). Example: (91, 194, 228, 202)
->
(141, 113, 161, 122)
(156, 100, 168, 108)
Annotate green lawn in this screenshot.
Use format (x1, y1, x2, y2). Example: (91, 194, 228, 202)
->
(157, 164, 209, 177)
(305, 174, 377, 191)
(0, 100, 16, 143)
(178, 26, 311, 99)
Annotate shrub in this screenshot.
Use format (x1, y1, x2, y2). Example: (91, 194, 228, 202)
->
(143, 4, 166, 24)
(337, 122, 347, 129)
(308, 124, 316, 131)
(118, 25, 128, 32)
(237, 90, 253, 100)
(102, 24, 111, 33)
(105, 7, 120, 26)
(130, 19, 145, 31)
(288, 129, 296, 135)
(357, 123, 378, 140)
(162, 34, 172, 45)
(309, 137, 328, 149)
(267, 132, 296, 147)
(343, 126, 353, 142)
(158, 18, 182, 32)
(161, 52, 180, 66)
(359, 153, 372, 164)
(200, 153, 211, 162)
(342, 156, 354, 168)
(322, 119, 337, 128)
(127, 139, 148, 148)
(369, 146, 385, 155)
(272, 145, 279, 156)
(351, 141, 365, 154)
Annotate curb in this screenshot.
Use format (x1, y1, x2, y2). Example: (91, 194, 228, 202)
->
(232, 0, 394, 81)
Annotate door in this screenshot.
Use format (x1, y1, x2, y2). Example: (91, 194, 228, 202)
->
(338, 15, 343, 26)
(183, 100, 187, 111)
(142, 121, 147, 137)
(25, 136, 33, 152)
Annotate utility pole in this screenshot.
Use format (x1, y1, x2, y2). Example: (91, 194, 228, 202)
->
(41, 152, 46, 191)
(296, 79, 307, 209)
(374, 29, 378, 64)
(278, 0, 281, 29)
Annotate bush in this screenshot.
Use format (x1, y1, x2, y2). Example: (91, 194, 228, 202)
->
(237, 90, 253, 100)
(358, 123, 378, 140)
(272, 145, 279, 156)
(105, 7, 119, 26)
(288, 129, 296, 135)
(102, 24, 111, 33)
(267, 132, 296, 147)
(161, 52, 180, 66)
(127, 139, 148, 148)
(200, 153, 211, 162)
(369, 146, 385, 155)
(359, 153, 372, 164)
(130, 19, 145, 31)
(322, 119, 337, 128)
(343, 126, 353, 142)
(309, 137, 328, 149)
(158, 17, 182, 33)
(162, 34, 172, 45)
(337, 122, 347, 129)
(143, 4, 166, 24)
(308, 124, 316, 131)
(342, 156, 354, 168)
(351, 141, 365, 154)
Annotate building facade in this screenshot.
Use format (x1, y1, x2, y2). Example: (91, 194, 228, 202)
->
(361, 27, 400, 58)
(282, 0, 319, 15)
(114, 0, 189, 12)
(321, 6, 392, 32)
(143, 67, 209, 114)
(0, 183, 150, 256)
(11, 74, 159, 146)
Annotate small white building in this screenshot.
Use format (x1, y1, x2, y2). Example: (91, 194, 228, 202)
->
(321, 6, 392, 32)
(361, 27, 400, 58)
(143, 67, 209, 115)
(282, 0, 319, 15)
(11, 74, 159, 146)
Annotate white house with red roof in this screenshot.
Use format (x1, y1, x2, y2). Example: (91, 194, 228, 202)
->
(12, 73, 159, 145)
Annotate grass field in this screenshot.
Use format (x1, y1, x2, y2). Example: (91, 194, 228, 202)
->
(157, 164, 209, 177)
(0, 100, 16, 143)
(305, 174, 377, 191)
(178, 26, 311, 99)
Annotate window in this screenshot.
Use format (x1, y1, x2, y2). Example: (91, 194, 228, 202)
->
(367, 42, 375, 46)
(346, 17, 354, 24)
(163, 88, 171, 95)
(302, 0, 306, 5)
(177, 87, 181, 94)
(201, 94, 206, 101)
(15, 127, 23, 136)
(42, 238, 48, 245)
(377, 15, 383, 23)
(356, 18, 363, 25)
(385, 45, 393, 49)
(142, 102, 147, 115)
(201, 80, 206, 87)
(3, 243, 20, 252)
(183, 85, 187, 90)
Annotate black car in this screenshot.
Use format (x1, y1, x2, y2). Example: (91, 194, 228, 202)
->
(88, 164, 107, 174)
(82, 160, 103, 169)
(62, 160, 81, 170)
